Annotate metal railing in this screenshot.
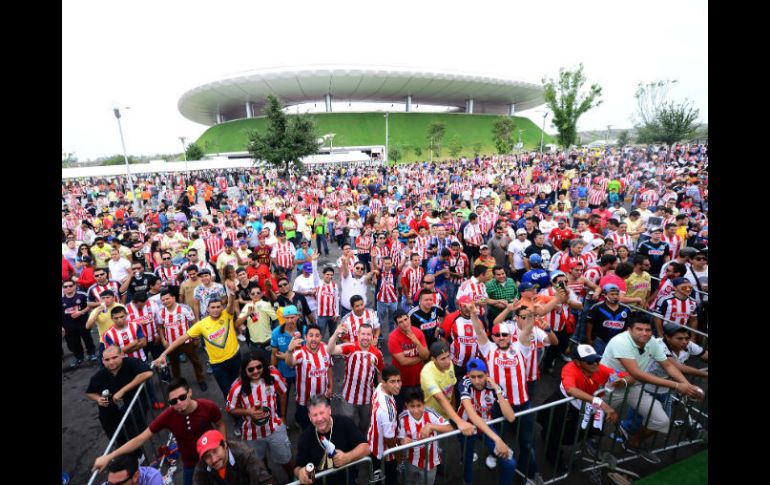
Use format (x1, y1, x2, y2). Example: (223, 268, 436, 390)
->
(285, 456, 373, 485)
(87, 364, 175, 485)
(626, 304, 709, 339)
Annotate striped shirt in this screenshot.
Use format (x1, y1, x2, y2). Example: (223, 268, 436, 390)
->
(155, 265, 181, 287)
(510, 325, 551, 382)
(87, 281, 122, 304)
(225, 369, 287, 439)
(204, 236, 224, 259)
(479, 340, 530, 406)
(447, 251, 470, 285)
(457, 277, 488, 315)
(458, 375, 505, 422)
(340, 343, 384, 405)
(158, 303, 195, 344)
(463, 223, 483, 246)
(371, 245, 390, 271)
(656, 295, 698, 327)
(103, 322, 146, 361)
(291, 344, 331, 406)
(271, 242, 296, 269)
(339, 309, 380, 345)
(661, 234, 682, 260)
(400, 266, 425, 299)
(611, 233, 632, 249)
(126, 301, 160, 343)
(376, 270, 399, 303)
(448, 315, 480, 368)
(368, 384, 398, 460)
(397, 408, 447, 469)
(315, 281, 340, 317)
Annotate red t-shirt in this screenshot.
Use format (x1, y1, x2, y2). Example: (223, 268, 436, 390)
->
(561, 362, 627, 395)
(149, 398, 222, 468)
(387, 327, 427, 387)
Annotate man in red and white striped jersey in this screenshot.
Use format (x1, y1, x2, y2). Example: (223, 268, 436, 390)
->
(102, 306, 147, 362)
(374, 256, 399, 335)
(225, 350, 293, 477)
(367, 366, 402, 485)
(661, 223, 683, 260)
(155, 251, 181, 290)
(462, 213, 484, 264)
(315, 266, 341, 337)
(328, 323, 384, 433)
(610, 222, 632, 249)
(457, 265, 490, 318)
(157, 290, 205, 388)
(86, 268, 122, 309)
(654, 278, 699, 337)
(371, 233, 391, 272)
(467, 300, 541, 480)
(271, 232, 296, 280)
(339, 295, 381, 346)
(397, 388, 452, 485)
(285, 324, 332, 430)
(125, 291, 162, 360)
(495, 303, 558, 388)
(400, 253, 424, 312)
(587, 182, 606, 209)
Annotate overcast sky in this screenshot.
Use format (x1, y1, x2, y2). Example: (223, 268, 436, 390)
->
(62, 0, 707, 160)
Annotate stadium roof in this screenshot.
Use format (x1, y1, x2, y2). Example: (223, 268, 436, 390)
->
(178, 65, 545, 125)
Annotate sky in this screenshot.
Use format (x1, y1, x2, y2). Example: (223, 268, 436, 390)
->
(62, 0, 707, 161)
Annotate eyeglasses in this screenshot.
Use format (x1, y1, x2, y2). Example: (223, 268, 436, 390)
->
(94, 273, 106, 278)
(168, 394, 189, 405)
(247, 364, 263, 373)
(63, 284, 75, 288)
(492, 333, 510, 338)
(355, 266, 365, 270)
(278, 282, 289, 287)
(162, 257, 171, 261)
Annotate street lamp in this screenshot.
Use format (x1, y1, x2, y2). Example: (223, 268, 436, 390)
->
(606, 124, 612, 146)
(322, 133, 336, 164)
(112, 105, 138, 210)
(518, 129, 524, 153)
(179, 136, 187, 161)
(540, 111, 549, 153)
(384, 112, 389, 165)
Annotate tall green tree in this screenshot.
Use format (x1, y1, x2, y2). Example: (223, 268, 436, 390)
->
(426, 121, 446, 160)
(413, 146, 423, 158)
(616, 130, 630, 147)
(388, 145, 403, 164)
(542, 63, 603, 148)
(447, 135, 463, 158)
(185, 143, 204, 161)
(246, 95, 319, 177)
(492, 117, 516, 154)
(634, 81, 700, 145)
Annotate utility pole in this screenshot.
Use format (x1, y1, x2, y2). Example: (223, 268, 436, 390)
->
(384, 112, 389, 165)
(113, 106, 138, 210)
(179, 136, 187, 161)
(540, 112, 548, 153)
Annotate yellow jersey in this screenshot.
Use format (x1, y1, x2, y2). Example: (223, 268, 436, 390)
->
(89, 304, 125, 341)
(420, 361, 456, 420)
(187, 310, 240, 364)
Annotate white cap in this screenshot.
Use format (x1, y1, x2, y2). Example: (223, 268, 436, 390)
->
(576, 344, 602, 363)
(516, 228, 527, 235)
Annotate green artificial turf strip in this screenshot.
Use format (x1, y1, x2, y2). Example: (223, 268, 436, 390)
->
(633, 450, 707, 485)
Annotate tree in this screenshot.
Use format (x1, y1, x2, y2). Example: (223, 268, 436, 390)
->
(542, 64, 603, 148)
(492, 117, 516, 154)
(616, 130, 630, 147)
(633, 80, 700, 145)
(246, 95, 319, 177)
(447, 135, 463, 158)
(388, 145, 403, 164)
(426, 121, 446, 160)
(62, 151, 77, 167)
(472, 143, 483, 157)
(413, 146, 423, 158)
(102, 154, 141, 166)
(185, 143, 204, 161)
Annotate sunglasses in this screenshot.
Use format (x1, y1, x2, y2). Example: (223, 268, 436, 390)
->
(162, 258, 171, 261)
(63, 284, 75, 288)
(247, 364, 263, 373)
(693, 256, 707, 261)
(424, 281, 435, 284)
(492, 333, 510, 338)
(168, 393, 189, 405)
(355, 266, 365, 270)
(94, 273, 106, 278)
(278, 283, 288, 287)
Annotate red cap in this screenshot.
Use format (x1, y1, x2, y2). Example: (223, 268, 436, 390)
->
(457, 295, 473, 306)
(491, 324, 503, 334)
(196, 430, 225, 458)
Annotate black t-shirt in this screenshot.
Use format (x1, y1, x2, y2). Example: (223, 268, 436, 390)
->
(237, 281, 260, 303)
(128, 273, 159, 297)
(62, 291, 89, 328)
(277, 293, 313, 325)
(637, 240, 670, 274)
(524, 244, 557, 268)
(587, 302, 631, 342)
(86, 357, 152, 417)
(295, 415, 367, 485)
(408, 306, 445, 348)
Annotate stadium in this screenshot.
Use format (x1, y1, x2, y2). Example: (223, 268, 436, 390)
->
(178, 65, 555, 159)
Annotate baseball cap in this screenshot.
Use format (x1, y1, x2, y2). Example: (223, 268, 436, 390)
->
(528, 254, 542, 265)
(516, 228, 527, 236)
(671, 277, 690, 287)
(224, 239, 234, 247)
(679, 247, 697, 258)
(282, 305, 299, 316)
(480, 244, 489, 250)
(490, 324, 509, 335)
(302, 262, 313, 272)
(650, 227, 663, 233)
(238, 239, 247, 245)
(550, 270, 566, 281)
(429, 341, 450, 358)
(602, 283, 621, 293)
(575, 344, 602, 363)
(457, 295, 474, 306)
(81, 255, 92, 263)
(518, 281, 538, 292)
(196, 430, 225, 458)
(466, 358, 488, 374)
(198, 269, 212, 276)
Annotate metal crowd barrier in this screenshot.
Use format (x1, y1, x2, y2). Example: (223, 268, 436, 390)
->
(87, 364, 174, 485)
(285, 456, 373, 485)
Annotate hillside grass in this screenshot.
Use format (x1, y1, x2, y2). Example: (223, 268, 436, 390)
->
(194, 112, 555, 160)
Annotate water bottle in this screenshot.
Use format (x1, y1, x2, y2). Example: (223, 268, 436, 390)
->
(102, 389, 111, 404)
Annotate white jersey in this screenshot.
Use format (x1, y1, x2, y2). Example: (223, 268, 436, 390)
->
(367, 384, 398, 460)
(397, 407, 447, 469)
(339, 309, 380, 345)
(292, 344, 331, 406)
(479, 340, 531, 406)
(507, 238, 532, 270)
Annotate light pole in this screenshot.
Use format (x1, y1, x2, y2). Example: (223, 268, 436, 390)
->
(540, 111, 548, 153)
(384, 112, 389, 165)
(179, 136, 187, 161)
(322, 133, 336, 165)
(518, 129, 524, 153)
(112, 106, 138, 210)
(606, 124, 612, 146)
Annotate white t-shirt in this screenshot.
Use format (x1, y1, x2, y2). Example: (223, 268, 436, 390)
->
(108, 258, 132, 282)
(292, 274, 318, 312)
(539, 219, 559, 241)
(340, 272, 369, 310)
(507, 238, 532, 270)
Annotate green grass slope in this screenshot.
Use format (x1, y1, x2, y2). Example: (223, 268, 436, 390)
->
(194, 112, 555, 160)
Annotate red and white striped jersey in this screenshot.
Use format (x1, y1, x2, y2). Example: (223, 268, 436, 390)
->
(155, 265, 181, 287)
(457, 376, 504, 422)
(414, 235, 430, 259)
(479, 340, 530, 406)
(225, 369, 287, 439)
(271, 242, 296, 269)
(554, 252, 583, 273)
(376, 270, 399, 303)
(640, 189, 659, 206)
(390, 241, 404, 271)
(611, 233, 632, 248)
(223, 228, 238, 244)
(397, 408, 447, 469)
(370, 198, 383, 214)
(583, 266, 604, 286)
(510, 325, 550, 382)
(336, 254, 359, 270)
(656, 295, 698, 327)
(538, 287, 575, 332)
(449, 315, 480, 368)
(158, 303, 195, 344)
(447, 251, 469, 284)
(356, 234, 373, 252)
(457, 277, 488, 314)
(400, 266, 425, 299)
(650, 278, 675, 310)
(126, 301, 160, 343)
(87, 281, 122, 303)
(316, 281, 340, 317)
(368, 384, 398, 460)
(103, 322, 146, 361)
(339, 309, 381, 345)
(204, 236, 224, 259)
(587, 188, 606, 206)
(371, 245, 390, 271)
(292, 344, 331, 405)
(463, 223, 483, 246)
(340, 342, 384, 405)
(661, 234, 682, 260)
(581, 252, 598, 267)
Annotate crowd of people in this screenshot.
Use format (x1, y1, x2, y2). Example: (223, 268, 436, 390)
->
(62, 143, 709, 485)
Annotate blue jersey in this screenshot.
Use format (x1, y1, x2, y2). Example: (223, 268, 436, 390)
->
(522, 268, 550, 289)
(426, 257, 449, 287)
(270, 326, 307, 379)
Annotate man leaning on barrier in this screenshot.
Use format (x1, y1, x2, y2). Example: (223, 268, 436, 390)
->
(599, 314, 704, 463)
